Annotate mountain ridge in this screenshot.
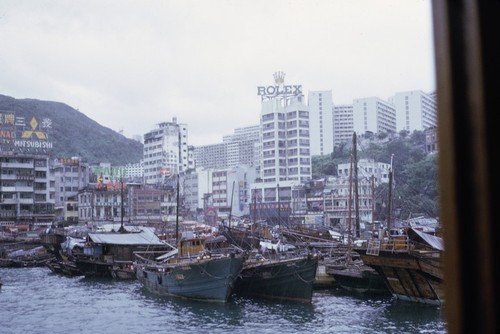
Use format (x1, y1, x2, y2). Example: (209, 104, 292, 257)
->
(0, 94, 143, 165)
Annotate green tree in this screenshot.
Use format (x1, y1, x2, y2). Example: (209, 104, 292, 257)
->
(312, 130, 438, 220)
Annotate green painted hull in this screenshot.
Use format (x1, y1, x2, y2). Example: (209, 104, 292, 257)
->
(234, 255, 319, 303)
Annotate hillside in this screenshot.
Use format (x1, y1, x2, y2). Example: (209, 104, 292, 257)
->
(0, 94, 143, 165)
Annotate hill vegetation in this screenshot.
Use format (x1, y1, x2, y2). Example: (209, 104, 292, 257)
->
(312, 130, 439, 221)
(0, 94, 143, 165)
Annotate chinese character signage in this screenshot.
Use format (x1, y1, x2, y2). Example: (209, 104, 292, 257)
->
(91, 166, 127, 184)
(0, 111, 53, 154)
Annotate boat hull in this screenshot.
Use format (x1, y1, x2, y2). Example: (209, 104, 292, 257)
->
(328, 265, 389, 294)
(234, 255, 319, 303)
(47, 259, 82, 276)
(74, 258, 113, 278)
(359, 250, 444, 305)
(136, 255, 244, 303)
(314, 263, 337, 289)
(110, 263, 136, 280)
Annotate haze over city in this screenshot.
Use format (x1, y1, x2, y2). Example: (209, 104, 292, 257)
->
(0, 0, 435, 146)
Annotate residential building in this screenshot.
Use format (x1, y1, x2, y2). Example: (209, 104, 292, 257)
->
(123, 161, 143, 181)
(211, 165, 257, 220)
(260, 94, 311, 183)
(252, 72, 312, 225)
(0, 112, 55, 228)
(223, 125, 260, 168)
(388, 90, 438, 132)
(182, 165, 258, 222)
(353, 97, 397, 135)
(308, 90, 334, 156)
(193, 143, 228, 169)
(53, 157, 89, 224)
(333, 104, 354, 147)
(143, 118, 189, 185)
(183, 169, 205, 219)
(0, 153, 55, 228)
(425, 126, 439, 153)
(322, 175, 375, 231)
(194, 126, 260, 170)
(337, 158, 391, 184)
(127, 185, 164, 225)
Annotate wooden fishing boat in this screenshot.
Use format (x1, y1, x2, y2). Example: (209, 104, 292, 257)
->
(135, 233, 245, 302)
(233, 249, 319, 303)
(327, 259, 389, 294)
(134, 175, 245, 302)
(357, 227, 444, 305)
(74, 225, 172, 279)
(323, 133, 388, 296)
(40, 228, 85, 276)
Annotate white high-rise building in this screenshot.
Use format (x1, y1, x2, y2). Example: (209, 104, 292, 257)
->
(194, 126, 260, 170)
(193, 143, 228, 170)
(223, 125, 260, 168)
(183, 165, 258, 220)
(142, 118, 189, 185)
(333, 104, 354, 147)
(258, 72, 312, 188)
(252, 72, 312, 225)
(183, 168, 213, 216)
(353, 97, 397, 135)
(122, 161, 143, 181)
(308, 91, 334, 156)
(388, 90, 438, 132)
(260, 97, 311, 184)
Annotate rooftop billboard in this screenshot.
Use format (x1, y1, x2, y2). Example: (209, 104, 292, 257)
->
(0, 111, 53, 154)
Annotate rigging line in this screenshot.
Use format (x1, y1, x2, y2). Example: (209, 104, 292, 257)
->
(199, 264, 234, 280)
(293, 267, 316, 284)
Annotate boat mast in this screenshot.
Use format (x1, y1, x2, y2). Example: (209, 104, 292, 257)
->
(347, 152, 353, 264)
(253, 189, 257, 225)
(387, 154, 394, 230)
(175, 174, 180, 246)
(277, 183, 280, 228)
(252, 189, 257, 240)
(228, 180, 235, 229)
(371, 175, 375, 236)
(119, 176, 126, 233)
(353, 132, 360, 238)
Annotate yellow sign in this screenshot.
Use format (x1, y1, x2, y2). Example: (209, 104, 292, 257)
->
(20, 117, 47, 140)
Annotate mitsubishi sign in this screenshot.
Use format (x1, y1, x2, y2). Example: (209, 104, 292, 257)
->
(0, 112, 53, 154)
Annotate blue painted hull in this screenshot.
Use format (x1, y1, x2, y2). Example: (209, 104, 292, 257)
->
(136, 255, 244, 303)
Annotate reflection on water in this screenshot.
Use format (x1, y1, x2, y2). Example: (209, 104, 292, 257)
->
(0, 267, 447, 334)
(138, 286, 316, 332)
(382, 300, 447, 334)
(138, 288, 247, 330)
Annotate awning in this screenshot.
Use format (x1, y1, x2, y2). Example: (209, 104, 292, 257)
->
(407, 228, 444, 251)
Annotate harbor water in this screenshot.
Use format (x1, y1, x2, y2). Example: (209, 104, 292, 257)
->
(0, 267, 447, 334)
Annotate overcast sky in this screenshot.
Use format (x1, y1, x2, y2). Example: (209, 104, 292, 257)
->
(0, 0, 435, 146)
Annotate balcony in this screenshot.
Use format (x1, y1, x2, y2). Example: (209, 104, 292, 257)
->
(17, 174, 35, 181)
(17, 186, 34, 192)
(18, 198, 34, 204)
(1, 198, 18, 204)
(0, 210, 16, 218)
(1, 162, 33, 168)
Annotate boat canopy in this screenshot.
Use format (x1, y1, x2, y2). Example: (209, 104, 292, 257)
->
(156, 248, 178, 261)
(61, 236, 85, 250)
(88, 227, 166, 246)
(407, 228, 444, 251)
